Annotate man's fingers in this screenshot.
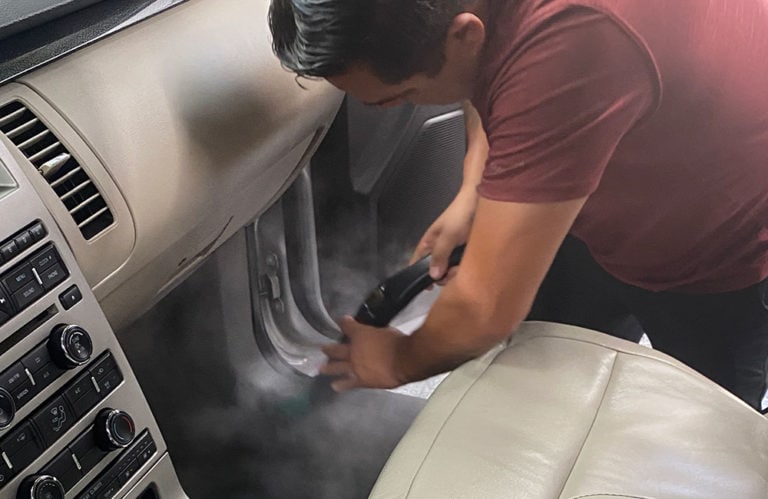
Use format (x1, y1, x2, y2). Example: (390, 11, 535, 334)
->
(436, 266, 459, 286)
(338, 315, 363, 338)
(319, 361, 352, 377)
(322, 342, 350, 361)
(410, 229, 439, 265)
(409, 242, 432, 265)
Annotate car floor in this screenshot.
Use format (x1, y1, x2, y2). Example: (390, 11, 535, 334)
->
(116, 230, 426, 499)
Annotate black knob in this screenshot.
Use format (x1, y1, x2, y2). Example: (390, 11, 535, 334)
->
(16, 475, 65, 499)
(0, 388, 16, 429)
(95, 409, 135, 451)
(47, 324, 93, 369)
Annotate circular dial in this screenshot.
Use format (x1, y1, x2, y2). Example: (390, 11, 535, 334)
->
(95, 408, 135, 451)
(47, 324, 93, 369)
(16, 475, 65, 499)
(0, 388, 16, 429)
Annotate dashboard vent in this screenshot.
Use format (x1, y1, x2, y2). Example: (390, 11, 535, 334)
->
(0, 101, 114, 240)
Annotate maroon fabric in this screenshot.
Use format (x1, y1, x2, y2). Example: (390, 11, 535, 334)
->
(473, 0, 768, 293)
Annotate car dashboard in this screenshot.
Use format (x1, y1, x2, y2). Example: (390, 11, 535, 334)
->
(0, 0, 343, 497)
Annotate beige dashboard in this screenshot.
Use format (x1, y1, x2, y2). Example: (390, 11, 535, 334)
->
(0, 0, 343, 330)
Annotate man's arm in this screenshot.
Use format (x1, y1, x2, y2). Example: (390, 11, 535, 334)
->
(322, 194, 586, 390)
(409, 101, 488, 277)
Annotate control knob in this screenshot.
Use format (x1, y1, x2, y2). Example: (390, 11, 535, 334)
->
(47, 324, 93, 369)
(95, 408, 135, 451)
(16, 475, 65, 499)
(0, 388, 16, 429)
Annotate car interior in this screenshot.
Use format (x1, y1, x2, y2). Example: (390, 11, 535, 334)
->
(0, 1, 767, 498)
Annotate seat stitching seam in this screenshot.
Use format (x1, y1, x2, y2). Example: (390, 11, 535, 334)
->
(403, 348, 507, 498)
(557, 350, 618, 499)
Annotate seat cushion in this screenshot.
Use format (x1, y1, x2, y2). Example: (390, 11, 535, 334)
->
(370, 322, 768, 499)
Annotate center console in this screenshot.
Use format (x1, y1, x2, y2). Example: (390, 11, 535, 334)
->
(0, 143, 185, 498)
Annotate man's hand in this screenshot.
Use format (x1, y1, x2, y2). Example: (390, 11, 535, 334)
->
(411, 188, 477, 281)
(320, 316, 408, 392)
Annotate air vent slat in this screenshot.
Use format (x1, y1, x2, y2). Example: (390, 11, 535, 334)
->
(77, 206, 110, 229)
(60, 180, 93, 202)
(49, 166, 83, 189)
(0, 107, 26, 128)
(0, 100, 114, 240)
(69, 193, 102, 215)
(17, 129, 51, 151)
(6, 118, 40, 140)
(28, 142, 62, 164)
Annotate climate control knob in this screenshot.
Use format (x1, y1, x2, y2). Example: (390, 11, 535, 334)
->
(16, 474, 65, 499)
(47, 324, 93, 369)
(95, 408, 135, 451)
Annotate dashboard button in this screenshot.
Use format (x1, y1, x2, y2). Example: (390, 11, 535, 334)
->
(11, 379, 37, 409)
(3, 264, 34, 293)
(39, 263, 68, 290)
(2, 422, 36, 457)
(71, 389, 102, 419)
(59, 285, 82, 310)
(90, 355, 117, 381)
(32, 396, 75, 446)
(97, 370, 122, 396)
(29, 246, 57, 272)
(65, 373, 100, 418)
(32, 362, 65, 392)
(7, 436, 42, 471)
(12, 281, 44, 310)
(0, 363, 27, 393)
(70, 429, 108, 475)
(64, 373, 96, 404)
(22, 343, 52, 374)
(28, 223, 47, 242)
(42, 449, 82, 492)
(0, 241, 18, 263)
(14, 231, 33, 252)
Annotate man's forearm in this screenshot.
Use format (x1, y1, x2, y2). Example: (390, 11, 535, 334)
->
(393, 271, 525, 384)
(392, 195, 588, 385)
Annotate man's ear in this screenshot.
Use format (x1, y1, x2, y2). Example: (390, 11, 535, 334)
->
(446, 13, 486, 58)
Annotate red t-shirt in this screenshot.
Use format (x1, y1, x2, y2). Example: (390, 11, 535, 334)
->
(473, 0, 768, 293)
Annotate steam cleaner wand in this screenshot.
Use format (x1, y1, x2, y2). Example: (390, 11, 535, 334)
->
(353, 244, 466, 327)
(279, 244, 466, 416)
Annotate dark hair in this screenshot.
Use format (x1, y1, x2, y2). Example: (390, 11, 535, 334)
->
(269, 0, 471, 84)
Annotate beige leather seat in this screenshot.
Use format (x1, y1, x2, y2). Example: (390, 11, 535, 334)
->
(370, 322, 768, 498)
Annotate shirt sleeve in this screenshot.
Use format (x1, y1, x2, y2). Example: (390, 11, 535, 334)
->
(476, 9, 658, 203)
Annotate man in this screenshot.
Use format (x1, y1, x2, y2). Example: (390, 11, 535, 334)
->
(268, 0, 768, 410)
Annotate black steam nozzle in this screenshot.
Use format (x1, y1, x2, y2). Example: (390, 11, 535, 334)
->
(354, 244, 466, 328)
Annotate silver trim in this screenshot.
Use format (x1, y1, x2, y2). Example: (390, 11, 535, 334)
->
(31, 266, 42, 285)
(71, 452, 82, 471)
(24, 367, 35, 386)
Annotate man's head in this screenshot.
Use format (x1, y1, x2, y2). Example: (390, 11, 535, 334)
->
(268, 0, 487, 106)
